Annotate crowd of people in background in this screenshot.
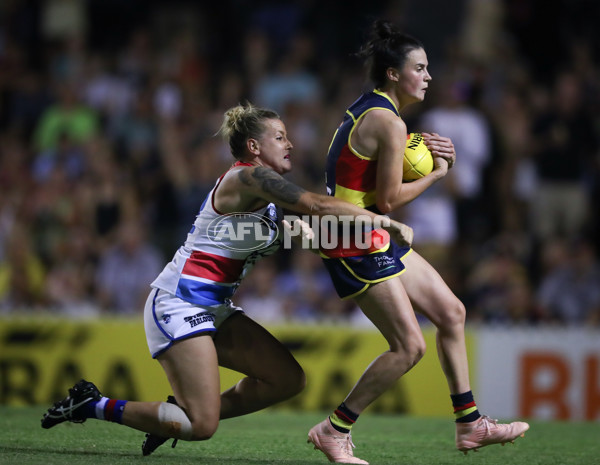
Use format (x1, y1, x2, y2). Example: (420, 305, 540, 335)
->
(1, 0, 599, 326)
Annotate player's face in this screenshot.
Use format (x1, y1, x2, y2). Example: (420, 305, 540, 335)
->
(397, 48, 431, 105)
(256, 119, 294, 174)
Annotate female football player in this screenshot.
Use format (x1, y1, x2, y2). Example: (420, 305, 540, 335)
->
(40, 103, 414, 457)
(306, 19, 529, 464)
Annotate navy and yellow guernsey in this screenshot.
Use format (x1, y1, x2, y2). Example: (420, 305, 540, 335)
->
(326, 89, 398, 210)
(322, 90, 412, 299)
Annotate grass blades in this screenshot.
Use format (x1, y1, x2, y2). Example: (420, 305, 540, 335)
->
(1, 406, 599, 464)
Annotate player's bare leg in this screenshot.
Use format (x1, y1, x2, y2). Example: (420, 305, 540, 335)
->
(400, 251, 470, 393)
(308, 278, 423, 464)
(43, 334, 221, 448)
(140, 334, 221, 455)
(214, 312, 305, 418)
(400, 250, 529, 453)
(154, 333, 221, 439)
(344, 278, 425, 411)
(143, 313, 305, 455)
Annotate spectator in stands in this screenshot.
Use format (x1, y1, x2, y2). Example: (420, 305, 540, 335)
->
(0, 1, 598, 328)
(0, 223, 46, 312)
(253, 33, 321, 114)
(530, 72, 597, 241)
(33, 83, 99, 151)
(465, 239, 536, 324)
(536, 237, 600, 325)
(415, 74, 492, 243)
(95, 220, 163, 314)
(32, 131, 87, 183)
(273, 248, 336, 321)
(237, 258, 292, 323)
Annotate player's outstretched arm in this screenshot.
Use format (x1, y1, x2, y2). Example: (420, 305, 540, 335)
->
(238, 166, 413, 247)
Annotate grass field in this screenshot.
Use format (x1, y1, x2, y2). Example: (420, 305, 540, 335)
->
(1, 407, 599, 465)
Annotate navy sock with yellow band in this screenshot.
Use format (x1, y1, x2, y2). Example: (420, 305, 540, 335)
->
(451, 391, 481, 423)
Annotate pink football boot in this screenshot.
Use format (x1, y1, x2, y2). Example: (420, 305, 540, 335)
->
(456, 415, 530, 454)
(307, 418, 369, 464)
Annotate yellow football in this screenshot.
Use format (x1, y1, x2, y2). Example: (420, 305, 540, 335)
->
(403, 132, 433, 181)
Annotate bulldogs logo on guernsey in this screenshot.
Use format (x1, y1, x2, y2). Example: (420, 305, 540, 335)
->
(151, 162, 281, 306)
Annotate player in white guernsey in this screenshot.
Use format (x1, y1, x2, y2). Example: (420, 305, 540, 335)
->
(41, 103, 414, 457)
(147, 160, 283, 349)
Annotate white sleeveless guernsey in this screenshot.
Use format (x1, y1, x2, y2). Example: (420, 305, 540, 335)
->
(151, 162, 281, 306)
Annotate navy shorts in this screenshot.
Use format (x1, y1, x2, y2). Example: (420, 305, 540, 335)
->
(321, 241, 412, 300)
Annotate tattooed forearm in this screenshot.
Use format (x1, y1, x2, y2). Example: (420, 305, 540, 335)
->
(250, 167, 306, 204)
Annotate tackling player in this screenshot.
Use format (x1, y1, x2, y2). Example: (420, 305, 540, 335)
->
(40, 103, 413, 457)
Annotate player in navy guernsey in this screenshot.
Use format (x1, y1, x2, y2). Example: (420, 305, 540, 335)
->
(308, 20, 529, 464)
(41, 103, 414, 458)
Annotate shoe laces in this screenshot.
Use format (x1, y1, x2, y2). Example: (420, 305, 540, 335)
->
(333, 431, 356, 456)
(480, 415, 498, 435)
(51, 396, 85, 423)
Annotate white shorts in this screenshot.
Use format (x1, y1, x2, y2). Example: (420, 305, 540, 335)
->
(144, 288, 242, 358)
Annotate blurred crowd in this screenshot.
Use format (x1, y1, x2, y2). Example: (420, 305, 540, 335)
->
(1, 0, 599, 326)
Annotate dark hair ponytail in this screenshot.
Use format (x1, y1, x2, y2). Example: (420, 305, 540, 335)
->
(357, 19, 424, 89)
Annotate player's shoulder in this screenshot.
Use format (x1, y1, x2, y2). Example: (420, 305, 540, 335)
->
(364, 106, 402, 121)
(218, 164, 253, 194)
(224, 164, 285, 190)
(363, 107, 406, 134)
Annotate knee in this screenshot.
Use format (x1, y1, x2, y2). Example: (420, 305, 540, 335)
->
(407, 336, 427, 366)
(158, 401, 217, 441)
(438, 298, 466, 329)
(392, 333, 426, 369)
(189, 418, 219, 441)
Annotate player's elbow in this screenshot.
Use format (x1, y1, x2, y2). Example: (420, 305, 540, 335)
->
(376, 197, 394, 215)
(376, 202, 393, 215)
(376, 188, 409, 213)
(375, 187, 401, 214)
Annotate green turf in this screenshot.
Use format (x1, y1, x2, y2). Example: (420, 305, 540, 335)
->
(1, 406, 599, 464)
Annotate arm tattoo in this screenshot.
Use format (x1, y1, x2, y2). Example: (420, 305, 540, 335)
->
(245, 167, 305, 204)
(238, 168, 253, 186)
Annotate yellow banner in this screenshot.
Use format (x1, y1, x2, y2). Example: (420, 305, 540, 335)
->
(0, 318, 473, 416)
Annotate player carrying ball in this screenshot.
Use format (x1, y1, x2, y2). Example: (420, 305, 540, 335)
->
(306, 19, 529, 464)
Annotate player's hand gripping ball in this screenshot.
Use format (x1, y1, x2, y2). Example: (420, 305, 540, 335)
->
(403, 132, 433, 181)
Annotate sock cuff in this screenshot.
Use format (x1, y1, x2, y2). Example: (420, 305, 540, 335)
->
(107, 399, 128, 423)
(329, 415, 351, 433)
(451, 391, 475, 407)
(451, 391, 481, 423)
(95, 397, 109, 420)
(453, 400, 476, 413)
(336, 402, 359, 423)
(455, 406, 478, 418)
